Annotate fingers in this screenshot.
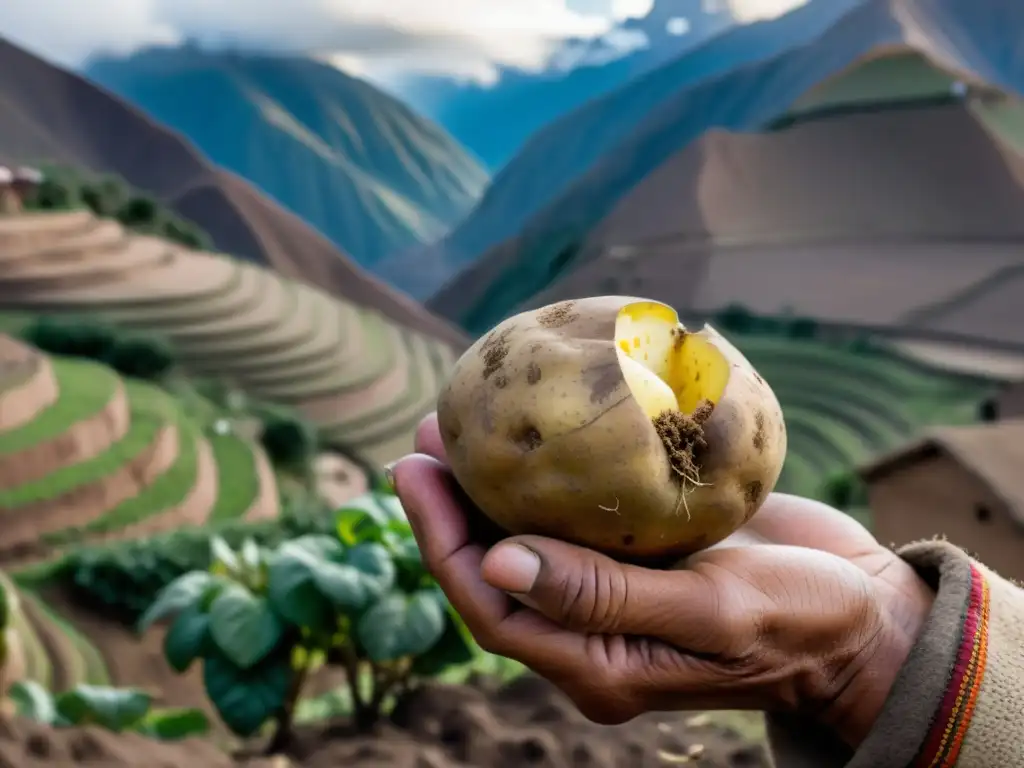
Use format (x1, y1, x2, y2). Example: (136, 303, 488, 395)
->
(391, 455, 601, 676)
(413, 412, 446, 462)
(480, 535, 726, 653)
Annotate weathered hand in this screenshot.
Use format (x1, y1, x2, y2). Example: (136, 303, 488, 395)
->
(392, 414, 935, 748)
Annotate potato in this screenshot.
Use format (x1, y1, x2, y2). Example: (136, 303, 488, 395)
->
(436, 296, 787, 563)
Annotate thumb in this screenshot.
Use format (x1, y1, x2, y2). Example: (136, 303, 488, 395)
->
(480, 535, 717, 640)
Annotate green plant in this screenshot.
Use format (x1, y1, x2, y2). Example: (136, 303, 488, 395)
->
(22, 315, 119, 361)
(820, 470, 868, 511)
(8, 681, 209, 740)
(137, 494, 475, 752)
(260, 415, 317, 472)
(116, 196, 159, 227)
(105, 333, 177, 381)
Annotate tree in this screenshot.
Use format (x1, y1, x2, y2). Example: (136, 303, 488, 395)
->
(260, 415, 317, 471)
(714, 304, 757, 334)
(138, 492, 476, 752)
(22, 315, 119, 360)
(116, 196, 159, 227)
(106, 334, 177, 381)
(820, 471, 867, 511)
(785, 316, 818, 340)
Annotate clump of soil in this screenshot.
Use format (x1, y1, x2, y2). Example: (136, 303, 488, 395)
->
(654, 399, 715, 486)
(0, 676, 770, 768)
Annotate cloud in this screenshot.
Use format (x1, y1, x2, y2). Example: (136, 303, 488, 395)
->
(727, 0, 809, 23)
(0, 0, 651, 85)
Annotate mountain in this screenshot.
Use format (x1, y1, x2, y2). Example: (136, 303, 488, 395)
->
(427, 0, 1024, 336)
(84, 45, 490, 271)
(398, 0, 733, 170)
(376, 0, 865, 300)
(0, 36, 467, 349)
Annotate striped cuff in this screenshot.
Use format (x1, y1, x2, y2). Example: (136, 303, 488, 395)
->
(913, 563, 992, 768)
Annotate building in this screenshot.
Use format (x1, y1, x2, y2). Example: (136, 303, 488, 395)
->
(12, 166, 42, 205)
(858, 420, 1024, 579)
(0, 166, 16, 214)
(979, 381, 1024, 421)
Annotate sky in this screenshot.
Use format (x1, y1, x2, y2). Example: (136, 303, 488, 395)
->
(0, 0, 807, 85)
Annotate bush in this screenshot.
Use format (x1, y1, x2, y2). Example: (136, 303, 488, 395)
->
(260, 415, 317, 470)
(785, 316, 818, 339)
(9, 681, 209, 739)
(67, 497, 341, 622)
(820, 471, 867, 511)
(105, 334, 176, 381)
(116, 196, 159, 227)
(22, 316, 119, 360)
(714, 303, 757, 334)
(24, 178, 81, 211)
(21, 316, 176, 381)
(81, 176, 129, 218)
(137, 492, 474, 750)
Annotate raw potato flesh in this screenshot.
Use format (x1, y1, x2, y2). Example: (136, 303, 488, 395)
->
(436, 296, 787, 563)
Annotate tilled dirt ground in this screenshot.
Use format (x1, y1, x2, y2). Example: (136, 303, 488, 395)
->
(0, 675, 771, 768)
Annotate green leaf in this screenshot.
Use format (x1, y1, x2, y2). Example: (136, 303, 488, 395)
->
(314, 543, 395, 612)
(55, 685, 152, 731)
(163, 603, 211, 673)
(8, 681, 57, 724)
(137, 571, 219, 632)
(134, 707, 210, 741)
(202, 650, 292, 737)
(240, 538, 261, 571)
(208, 584, 283, 669)
(411, 593, 477, 675)
(336, 508, 377, 546)
(356, 589, 446, 662)
(266, 545, 336, 633)
(210, 536, 239, 571)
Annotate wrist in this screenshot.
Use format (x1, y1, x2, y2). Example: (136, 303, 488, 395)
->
(820, 583, 936, 747)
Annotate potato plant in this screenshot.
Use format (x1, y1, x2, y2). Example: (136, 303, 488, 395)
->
(137, 499, 475, 752)
(7, 681, 209, 740)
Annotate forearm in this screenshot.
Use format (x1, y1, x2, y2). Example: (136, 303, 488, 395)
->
(769, 539, 1024, 767)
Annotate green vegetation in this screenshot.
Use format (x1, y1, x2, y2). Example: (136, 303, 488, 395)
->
(23, 165, 212, 250)
(0, 357, 118, 456)
(21, 315, 177, 383)
(138, 492, 474, 750)
(207, 430, 262, 522)
(9, 680, 209, 740)
(727, 332, 999, 510)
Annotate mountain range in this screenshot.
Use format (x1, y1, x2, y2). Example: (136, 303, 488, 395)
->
(428, 0, 1024, 343)
(0, 36, 467, 348)
(395, 0, 734, 170)
(84, 45, 490, 270)
(376, 0, 865, 299)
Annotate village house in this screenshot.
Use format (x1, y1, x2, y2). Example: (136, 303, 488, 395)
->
(979, 380, 1024, 421)
(0, 166, 17, 214)
(858, 419, 1024, 580)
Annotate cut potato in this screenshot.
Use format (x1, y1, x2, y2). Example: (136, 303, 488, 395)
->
(436, 296, 787, 563)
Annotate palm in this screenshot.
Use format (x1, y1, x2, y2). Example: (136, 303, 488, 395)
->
(729, 495, 932, 639)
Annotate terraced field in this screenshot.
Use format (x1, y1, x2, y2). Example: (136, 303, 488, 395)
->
(732, 334, 1001, 505)
(0, 571, 108, 693)
(0, 336, 278, 567)
(0, 210, 462, 468)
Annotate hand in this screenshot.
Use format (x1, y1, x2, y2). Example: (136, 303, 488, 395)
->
(391, 414, 936, 748)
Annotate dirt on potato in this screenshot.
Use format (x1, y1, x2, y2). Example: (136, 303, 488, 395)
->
(654, 399, 715, 488)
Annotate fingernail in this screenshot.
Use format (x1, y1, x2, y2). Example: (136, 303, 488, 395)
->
(382, 462, 396, 491)
(487, 544, 540, 594)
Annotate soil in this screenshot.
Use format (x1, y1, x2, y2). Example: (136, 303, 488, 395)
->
(0, 676, 770, 768)
(653, 400, 714, 486)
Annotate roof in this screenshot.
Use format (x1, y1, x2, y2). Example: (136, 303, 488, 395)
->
(0, 166, 11, 185)
(858, 419, 1024, 522)
(13, 166, 42, 183)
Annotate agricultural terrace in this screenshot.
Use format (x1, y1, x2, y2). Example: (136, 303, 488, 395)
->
(0, 335, 278, 568)
(730, 333, 1001, 510)
(0, 210, 460, 469)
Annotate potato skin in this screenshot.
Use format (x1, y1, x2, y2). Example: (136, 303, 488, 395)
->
(436, 297, 786, 563)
